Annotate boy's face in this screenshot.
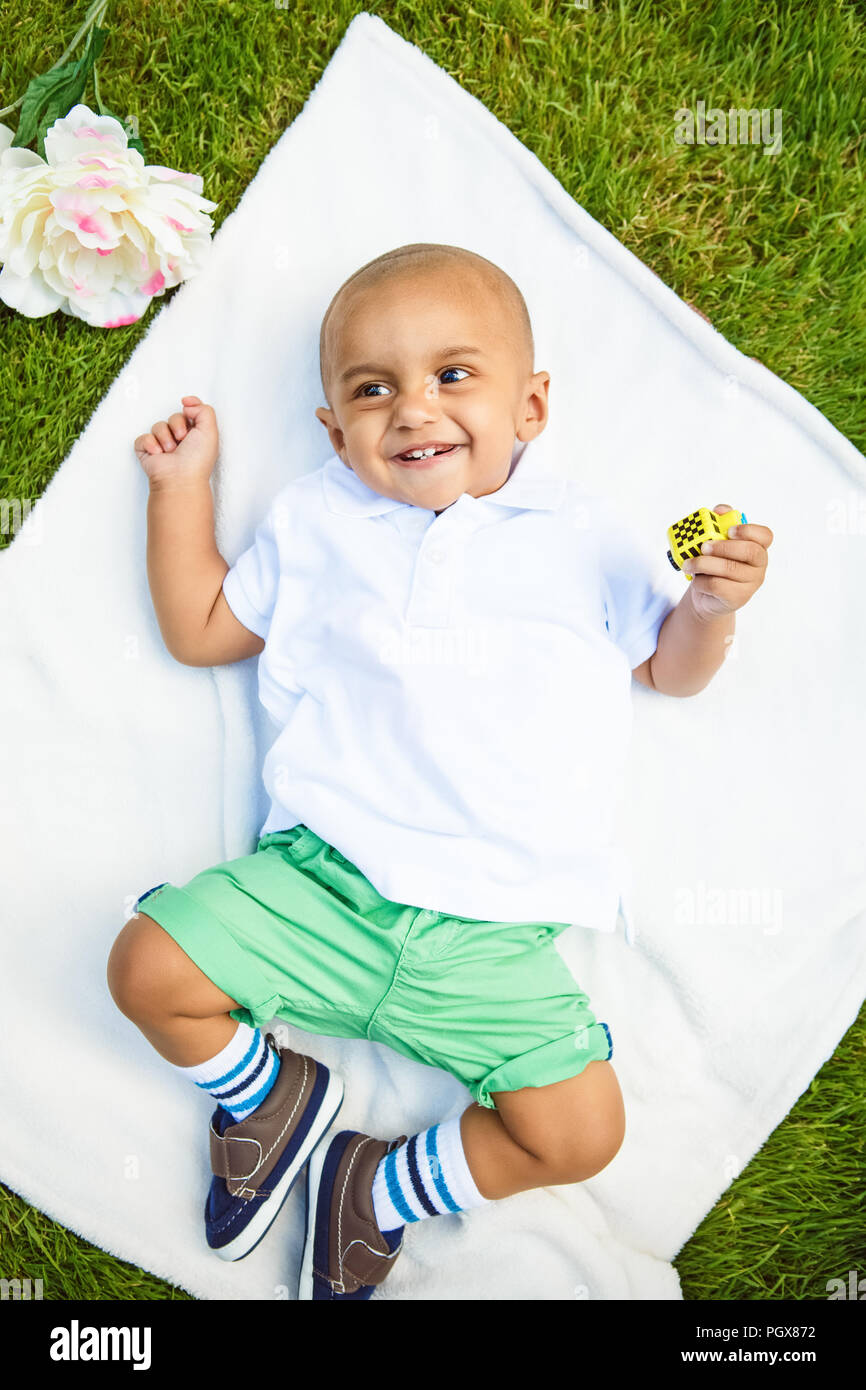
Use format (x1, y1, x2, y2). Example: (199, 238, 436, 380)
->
(315, 270, 550, 514)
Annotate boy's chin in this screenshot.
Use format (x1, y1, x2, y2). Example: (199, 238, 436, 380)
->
(391, 478, 460, 511)
(413, 486, 461, 513)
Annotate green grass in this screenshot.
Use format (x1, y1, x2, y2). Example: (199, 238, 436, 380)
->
(1, 0, 864, 1299)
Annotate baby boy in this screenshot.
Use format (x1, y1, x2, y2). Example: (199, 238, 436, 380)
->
(107, 242, 773, 1300)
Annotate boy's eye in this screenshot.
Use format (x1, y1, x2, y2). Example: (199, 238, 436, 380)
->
(357, 367, 469, 397)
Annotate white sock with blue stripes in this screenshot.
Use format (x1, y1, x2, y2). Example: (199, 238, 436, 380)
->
(370, 1115, 490, 1233)
(173, 1021, 280, 1122)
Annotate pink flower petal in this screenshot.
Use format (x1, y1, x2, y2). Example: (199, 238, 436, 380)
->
(76, 212, 106, 235)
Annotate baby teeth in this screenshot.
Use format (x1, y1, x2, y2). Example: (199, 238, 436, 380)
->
(405, 447, 438, 458)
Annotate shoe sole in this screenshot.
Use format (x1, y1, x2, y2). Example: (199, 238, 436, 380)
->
(298, 1134, 330, 1299)
(215, 1067, 345, 1262)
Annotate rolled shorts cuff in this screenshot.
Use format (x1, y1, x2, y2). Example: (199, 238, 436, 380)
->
(472, 1020, 613, 1111)
(132, 883, 283, 1034)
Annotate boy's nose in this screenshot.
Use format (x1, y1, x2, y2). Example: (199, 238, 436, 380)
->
(393, 397, 440, 420)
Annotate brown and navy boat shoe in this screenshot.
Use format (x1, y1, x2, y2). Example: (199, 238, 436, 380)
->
(205, 1033, 344, 1261)
(299, 1129, 408, 1299)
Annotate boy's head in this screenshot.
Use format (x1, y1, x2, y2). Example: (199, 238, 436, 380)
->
(315, 243, 550, 514)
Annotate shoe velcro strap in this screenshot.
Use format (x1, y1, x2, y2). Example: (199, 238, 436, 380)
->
(209, 1129, 263, 1184)
(341, 1235, 403, 1291)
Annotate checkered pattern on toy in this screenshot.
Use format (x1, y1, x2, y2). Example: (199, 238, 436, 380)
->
(672, 510, 718, 558)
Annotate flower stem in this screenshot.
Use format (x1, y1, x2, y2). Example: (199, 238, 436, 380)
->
(0, 0, 113, 121)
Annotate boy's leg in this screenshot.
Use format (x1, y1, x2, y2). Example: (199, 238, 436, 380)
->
(459, 1060, 626, 1199)
(109, 909, 302, 1139)
(365, 901, 626, 1226)
(367, 1060, 625, 1238)
(107, 911, 242, 1065)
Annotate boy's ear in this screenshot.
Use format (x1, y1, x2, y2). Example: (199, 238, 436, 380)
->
(315, 406, 338, 442)
(315, 406, 347, 460)
(515, 372, 550, 443)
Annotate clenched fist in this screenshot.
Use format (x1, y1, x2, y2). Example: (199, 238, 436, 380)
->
(683, 500, 774, 623)
(134, 396, 220, 487)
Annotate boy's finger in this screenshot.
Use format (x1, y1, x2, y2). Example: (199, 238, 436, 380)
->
(710, 506, 773, 550)
(685, 551, 763, 580)
(701, 536, 769, 568)
(151, 422, 176, 450)
(727, 521, 773, 548)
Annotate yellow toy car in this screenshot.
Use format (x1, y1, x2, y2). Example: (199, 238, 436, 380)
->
(666, 507, 747, 581)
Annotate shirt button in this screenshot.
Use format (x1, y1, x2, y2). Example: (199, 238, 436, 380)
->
(428, 548, 445, 564)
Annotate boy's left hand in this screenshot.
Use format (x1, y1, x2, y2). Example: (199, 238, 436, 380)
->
(683, 502, 774, 623)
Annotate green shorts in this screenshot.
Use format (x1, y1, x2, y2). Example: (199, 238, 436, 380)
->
(133, 824, 613, 1111)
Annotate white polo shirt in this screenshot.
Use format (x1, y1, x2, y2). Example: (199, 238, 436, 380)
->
(221, 432, 677, 948)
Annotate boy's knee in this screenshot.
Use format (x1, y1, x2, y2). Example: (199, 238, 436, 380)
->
(570, 1108, 626, 1180)
(536, 1061, 626, 1183)
(543, 1113, 625, 1184)
(106, 912, 177, 1021)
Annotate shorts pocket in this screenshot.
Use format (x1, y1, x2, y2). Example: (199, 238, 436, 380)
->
(429, 919, 462, 958)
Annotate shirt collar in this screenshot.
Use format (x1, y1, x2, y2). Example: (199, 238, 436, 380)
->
(321, 430, 566, 517)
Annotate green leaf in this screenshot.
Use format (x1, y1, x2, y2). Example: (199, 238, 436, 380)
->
(14, 63, 83, 150)
(13, 26, 108, 158)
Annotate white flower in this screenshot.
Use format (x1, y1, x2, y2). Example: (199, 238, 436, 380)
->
(0, 104, 218, 328)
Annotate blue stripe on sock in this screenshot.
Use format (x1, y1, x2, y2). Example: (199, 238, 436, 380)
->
(406, 1134, 439, 1217)
(195, 1031, 261, 1092)
(210, 1036, 272, 1101)
(426, 1125, 460, 1214)
(224, 1048, 279, 1116)
(383, 1149, 420, 1225)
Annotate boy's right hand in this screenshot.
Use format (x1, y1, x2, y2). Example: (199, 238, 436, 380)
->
(134, 396, 219, 487)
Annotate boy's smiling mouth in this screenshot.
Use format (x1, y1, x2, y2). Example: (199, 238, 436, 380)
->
(391, 442, 464, 467)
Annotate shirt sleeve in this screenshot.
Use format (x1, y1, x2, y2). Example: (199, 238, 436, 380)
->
(221, 497, 282, 642)
(594, 495, 679, 670)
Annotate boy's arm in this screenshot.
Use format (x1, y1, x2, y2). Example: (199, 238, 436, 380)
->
(631, 655, 656, 689)
(184, 589, 265, 667)
(147, 476, 264, 666)
(639, 506, 773, 695)
(639, 589, 734, 697)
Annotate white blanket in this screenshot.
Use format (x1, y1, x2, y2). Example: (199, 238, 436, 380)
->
(2, 11, 864, 1301)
